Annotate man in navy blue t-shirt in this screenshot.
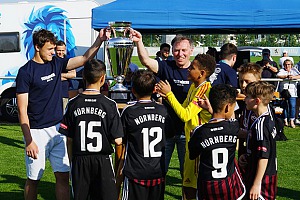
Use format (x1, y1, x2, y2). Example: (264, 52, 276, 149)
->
(209, 43, 238, 88)
(130, 29, 195, 198)
(16, 28, 109, 200)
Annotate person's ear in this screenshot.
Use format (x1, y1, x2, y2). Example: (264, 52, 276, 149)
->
(99, 74, 105, 85)
(199, 70, 206, 79)
(35, 44, 40, 52)
(232, 54, 237, 62)
(255, 97, 261, 105)
(225, 104, 229, 114)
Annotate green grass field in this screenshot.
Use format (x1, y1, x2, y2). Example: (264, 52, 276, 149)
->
(0, 123, 299, 199)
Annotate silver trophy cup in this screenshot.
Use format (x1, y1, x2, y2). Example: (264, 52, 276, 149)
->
(106, 21, 134, 92)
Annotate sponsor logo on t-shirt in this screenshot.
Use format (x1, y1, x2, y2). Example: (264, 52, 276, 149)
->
(41, 73, 55, 82)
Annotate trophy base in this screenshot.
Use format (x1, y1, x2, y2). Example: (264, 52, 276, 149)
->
(108, 90, 131, 103)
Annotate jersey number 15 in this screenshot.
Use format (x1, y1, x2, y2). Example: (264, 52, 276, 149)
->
(79, 121, 102, 152)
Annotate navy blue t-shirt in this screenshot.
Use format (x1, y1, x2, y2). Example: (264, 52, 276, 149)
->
(156, 60, 191, 138)
(210, 61, 238, 88)
(16, 56, 69, 128)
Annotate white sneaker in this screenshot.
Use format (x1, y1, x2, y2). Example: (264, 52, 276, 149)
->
(295, 119, 300, 125)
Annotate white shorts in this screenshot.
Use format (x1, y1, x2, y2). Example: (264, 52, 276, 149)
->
(25, 123, 70, 180)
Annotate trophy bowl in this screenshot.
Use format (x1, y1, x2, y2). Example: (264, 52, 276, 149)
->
(106, 21, 134, 93)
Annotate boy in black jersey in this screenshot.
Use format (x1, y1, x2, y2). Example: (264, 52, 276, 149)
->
(189, 84, 245, 200)
(244, 81, 277, 200)
(59, 59, 123, 200)
(119, 70, 167, 200)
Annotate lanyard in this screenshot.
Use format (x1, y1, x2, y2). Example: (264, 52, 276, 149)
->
(243, 109, 253, 130)
(250, 111, 269, 130)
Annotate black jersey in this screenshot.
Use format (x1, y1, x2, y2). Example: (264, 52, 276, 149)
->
(59, 94, 123, 156)
(189, 119, 245, 200)
(121, 101, 167, 180)
(246, 113, 277, 199)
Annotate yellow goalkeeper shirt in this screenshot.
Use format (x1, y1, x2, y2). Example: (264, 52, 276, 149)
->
(165, 81, 212, 142)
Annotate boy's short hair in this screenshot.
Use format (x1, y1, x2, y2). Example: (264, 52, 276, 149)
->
(132, 70, 156, 97)
(83, 59, 106, 84)
(238, 62, 262, 80)
(245, 81, 275, 105)
(220, 43, 237, 60)
(209, 84, 237, 113)
(193, 54, 216, 77)
(160, 43, 171, 51)
(33, 29, 57, 48)
(56, 40, 66, 47)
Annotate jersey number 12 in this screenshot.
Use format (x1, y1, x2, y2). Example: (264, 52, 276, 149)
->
(142, 127, 162, 158)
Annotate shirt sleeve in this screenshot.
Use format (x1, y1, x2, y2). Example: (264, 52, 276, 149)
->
(277, 69, 287, 76)
(188, 126, 203, 160)
(254, 117, 273, 159)
(166, 83, 210, 122)
(59, 106, 73, 138)
(16, 67, 30, 93)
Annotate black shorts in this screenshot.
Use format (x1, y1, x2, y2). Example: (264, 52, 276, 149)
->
(121, 177, 165, 200)
(71, 154, 118, 200)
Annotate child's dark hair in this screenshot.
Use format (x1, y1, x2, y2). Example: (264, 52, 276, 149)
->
(160, 43, 170, 50)
(132, 70, 156, 97)
(245, 81, 275, 105)
(33, 29, 57, 48)
(193, 54, 216, 77)
(56, 40, 66, 47)
(83, 59, 106, 84)
(209, 84, 237, 113)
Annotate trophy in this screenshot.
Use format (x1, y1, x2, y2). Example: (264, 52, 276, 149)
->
(106, 21, 134, 102)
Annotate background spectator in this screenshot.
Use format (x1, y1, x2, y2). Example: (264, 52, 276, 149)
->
(277, 59, 300, 128)
(209, 43, 238, 88)
(279, 51, 294, 69)
(55, 40, 76, 112)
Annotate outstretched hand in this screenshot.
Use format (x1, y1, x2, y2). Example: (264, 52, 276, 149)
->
(130, 29, 142, 43)
(197, 94, 213, 114)
(156, 80, 171, 98)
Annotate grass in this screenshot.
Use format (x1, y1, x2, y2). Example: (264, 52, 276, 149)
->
(0, 122, 300, 199)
